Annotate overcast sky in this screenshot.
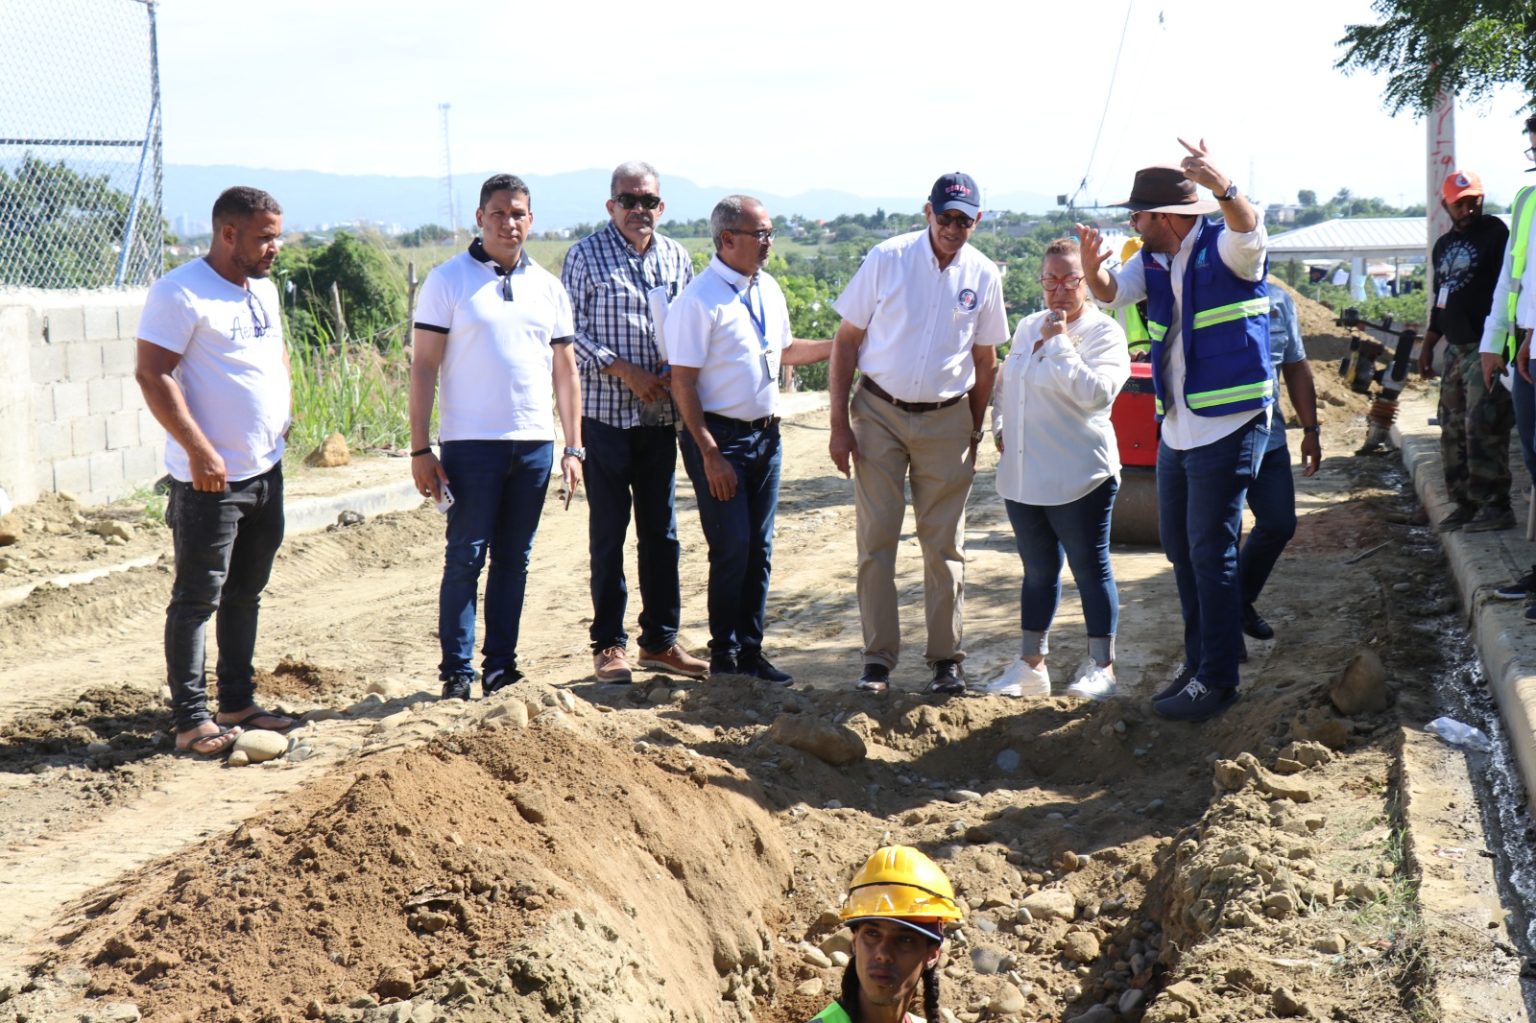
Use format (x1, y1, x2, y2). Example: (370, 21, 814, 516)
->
(18, 0, 1535, 210)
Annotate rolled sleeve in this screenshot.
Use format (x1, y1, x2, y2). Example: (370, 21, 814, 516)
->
(1216, 222, 1269, 282)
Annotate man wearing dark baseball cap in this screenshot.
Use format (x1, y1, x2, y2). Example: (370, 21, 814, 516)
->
(828, 172, 1008, 695)
(1077, 139, 1273, 723)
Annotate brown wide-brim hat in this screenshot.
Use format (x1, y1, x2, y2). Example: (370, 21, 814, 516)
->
(1113, 164, 1220, 216)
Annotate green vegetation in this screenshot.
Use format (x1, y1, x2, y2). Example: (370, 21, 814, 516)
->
(286, 323, 414, 457)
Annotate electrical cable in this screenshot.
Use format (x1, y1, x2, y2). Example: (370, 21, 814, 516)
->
(1067, 0, 1137, 212)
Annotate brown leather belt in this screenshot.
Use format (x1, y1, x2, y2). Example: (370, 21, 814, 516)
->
(861, 376, 965, 413)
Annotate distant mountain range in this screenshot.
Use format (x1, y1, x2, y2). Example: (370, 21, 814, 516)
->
(162, 165, 1060, 235)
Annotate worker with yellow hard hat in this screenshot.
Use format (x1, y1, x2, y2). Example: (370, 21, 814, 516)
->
(1116, 236, 1152, 357)
(806, 845, 963, 1023)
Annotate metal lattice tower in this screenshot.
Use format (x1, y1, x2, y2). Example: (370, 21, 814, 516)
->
(438, 103, 458, 241)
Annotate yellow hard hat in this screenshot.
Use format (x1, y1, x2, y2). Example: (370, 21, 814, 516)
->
(839, 846, 962, 929)
(1120, 236, 1144, 262)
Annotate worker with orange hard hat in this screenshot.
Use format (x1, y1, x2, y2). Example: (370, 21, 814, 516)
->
(806, 846, 963, 1023)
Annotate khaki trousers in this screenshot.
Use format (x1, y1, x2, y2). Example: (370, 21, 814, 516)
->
(850, 385, 975, 669)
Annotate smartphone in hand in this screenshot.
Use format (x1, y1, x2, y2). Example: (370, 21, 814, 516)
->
(435, 485, 455, 513)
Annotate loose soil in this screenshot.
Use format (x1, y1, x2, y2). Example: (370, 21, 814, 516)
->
(0, 287, 1517, 1022)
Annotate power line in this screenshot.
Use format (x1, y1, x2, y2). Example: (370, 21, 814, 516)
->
(1067, 0, 1136, 212)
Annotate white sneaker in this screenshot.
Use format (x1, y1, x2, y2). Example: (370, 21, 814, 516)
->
(986, 658, 1050, 698)
(1067, 662, 1117, 701)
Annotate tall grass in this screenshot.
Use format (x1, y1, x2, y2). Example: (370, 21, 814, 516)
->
(286, 321, 416, 457)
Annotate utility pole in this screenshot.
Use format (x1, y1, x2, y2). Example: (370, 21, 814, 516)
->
(439, 103, 459, 243)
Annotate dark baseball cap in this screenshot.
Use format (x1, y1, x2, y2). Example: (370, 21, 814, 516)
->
(930, 172, 981, 215)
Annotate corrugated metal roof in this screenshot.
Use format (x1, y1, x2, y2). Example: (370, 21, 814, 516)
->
(1268, 218, 1428, 261)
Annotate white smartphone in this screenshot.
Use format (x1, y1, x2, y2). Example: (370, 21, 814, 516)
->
(435, 485, 454, 513)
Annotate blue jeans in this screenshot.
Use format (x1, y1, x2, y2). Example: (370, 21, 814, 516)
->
(1156, 413, 1269, 690)
(1004, 478, 1119, 663)
(1238, 432, 1297, 606)
(437, 439, 553, 681)
(165, 464, 285, 732)
(582, 417, 682, 653)
(1512, 368, 1536, 483)
(678, 415, 781, 661)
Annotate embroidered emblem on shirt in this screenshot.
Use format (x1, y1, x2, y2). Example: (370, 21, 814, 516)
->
(957, 288, 978, 311)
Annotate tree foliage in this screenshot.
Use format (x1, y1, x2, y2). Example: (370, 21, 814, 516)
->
(0, 154, 162, 288)
(1336, 1, 1535, 113)
(276, 230, 407, 347)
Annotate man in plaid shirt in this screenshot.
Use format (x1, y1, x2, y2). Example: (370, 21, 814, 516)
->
(562, 160, 709, 682)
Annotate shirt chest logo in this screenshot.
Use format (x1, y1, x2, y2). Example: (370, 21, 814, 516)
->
(956, 288, 977, 311)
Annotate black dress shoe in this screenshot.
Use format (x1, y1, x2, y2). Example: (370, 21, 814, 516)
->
(708, 656, 739, 679)
(740, 654, 793, 685)
(440, 674, 474, 701)
(928, 659, 965, 694)
(1242, 604, 1275, 640)
(856, 663, 890, 693)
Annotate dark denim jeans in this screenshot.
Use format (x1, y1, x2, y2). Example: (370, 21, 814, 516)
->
(1156, 413, 1269, 690)
(1512, 368, 1536, 483)
(678, 415, 781, 661)
(1003, 478, 1119, 657)
(165, 464, 285, 732)
(582, 417, 682, 653)
(437, 439, 553, 681)
(1239, 431, 1297, 606)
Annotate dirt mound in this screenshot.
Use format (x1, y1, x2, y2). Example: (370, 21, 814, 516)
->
(247, 658, 364, 704)
(72, 705, 793, 1022)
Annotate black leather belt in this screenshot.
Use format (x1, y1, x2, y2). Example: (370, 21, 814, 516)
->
(705, 411, 780, 431)
(861, 376, 965, 413)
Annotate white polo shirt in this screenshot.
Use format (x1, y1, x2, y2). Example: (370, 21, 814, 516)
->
(137, 258, 291, 483)
(833, 228, 1008, 402)
(666, 256, 793, 421)
(415, 243, 574, 442)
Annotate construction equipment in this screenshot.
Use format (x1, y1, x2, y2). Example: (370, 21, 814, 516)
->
(1334, 308, 1418, 454)
(1109, 361, 1160, 544)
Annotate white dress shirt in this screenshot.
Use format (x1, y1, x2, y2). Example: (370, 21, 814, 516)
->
(665, 256, 793, 420)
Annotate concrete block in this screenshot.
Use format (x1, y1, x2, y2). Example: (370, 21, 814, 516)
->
(101, 338, 136, 376)
(71, 414, 106, 457)
(87, 375, 124, 415)
(35, 420, 71, 461)
(30, 385, 54, 425)
(122, 444, 162, 484)
(118, 304, 148, 339)
(29, 342, 67, 384)
(64, 340, 103, 381)
(89, 449, 125, 497)
(44, 309, 86, 344)
(84, 305, 119, 340)
(52, 380, 89, 420)
(105, 410, 140, 451)
(53, 455, 91, 496)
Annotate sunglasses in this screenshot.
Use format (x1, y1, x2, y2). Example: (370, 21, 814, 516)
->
(935, 211, 976, 230)
(246, 290, 269, 337)
(500, 271, 515, 303)
(613, 193, 662, 210)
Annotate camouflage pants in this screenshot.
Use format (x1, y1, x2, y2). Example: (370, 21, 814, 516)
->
(1439, 344, 1514, 507)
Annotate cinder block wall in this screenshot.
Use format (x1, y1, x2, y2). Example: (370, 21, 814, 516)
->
(0, 290, 162, 508)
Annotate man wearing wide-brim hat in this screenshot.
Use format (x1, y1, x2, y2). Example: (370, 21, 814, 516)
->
(1078, 139, 1274, 723)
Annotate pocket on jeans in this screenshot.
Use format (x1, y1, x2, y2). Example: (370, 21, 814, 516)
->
(1236, 418, 1270, 480)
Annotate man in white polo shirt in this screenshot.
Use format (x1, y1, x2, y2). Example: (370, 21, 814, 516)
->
(827, 172, 1008, 695)
(409, 173, 584, 701)
(668, 195, 831, 682)
(136, 185, 293, 757)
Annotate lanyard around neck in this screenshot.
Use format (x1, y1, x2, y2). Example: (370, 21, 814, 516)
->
(728, 277, 766, 345)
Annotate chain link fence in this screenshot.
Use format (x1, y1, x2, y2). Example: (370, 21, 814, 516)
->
(0, 0, 163, 291)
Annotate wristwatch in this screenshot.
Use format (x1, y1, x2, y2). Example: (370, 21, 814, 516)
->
(1216, 183, 1239, 203)
(1302, 424, 1322, 435)
(562, 446, 586, 461)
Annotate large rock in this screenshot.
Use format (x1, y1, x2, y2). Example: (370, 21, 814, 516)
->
(230, 729, 290, 764)
(1330, 649, 1389, 715)
(1062, 931, 1100, 963)
(306, 432, 351, 467)
(1020, 888, 1076, 922)
(0, 512, 24, 546)
(766, 713, 866, 766)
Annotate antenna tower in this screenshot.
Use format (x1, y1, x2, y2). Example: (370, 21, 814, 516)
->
(438, 103, 459, 242)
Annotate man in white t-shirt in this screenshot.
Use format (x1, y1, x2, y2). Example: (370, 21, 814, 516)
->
(409, 174, 584, 701)
(135, 186, 293, 757)
(668, 195, 831, 683)
(827, 172, 1008, 695)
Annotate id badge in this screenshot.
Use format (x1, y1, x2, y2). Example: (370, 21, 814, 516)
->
(1436, 284, 1449, 309)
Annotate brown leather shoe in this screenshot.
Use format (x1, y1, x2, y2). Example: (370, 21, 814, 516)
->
(637, 643, 709, 679)
(593, 645, 633, 683)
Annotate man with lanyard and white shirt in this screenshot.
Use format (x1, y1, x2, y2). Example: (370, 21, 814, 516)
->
(1079, 140, 1273, 723)
(827, 172, 1008, 696)
(562, 160, 708, 684)
(135, 185, 294, 757)
(410, 173, 584, 702)
(667, 195, 831, 683)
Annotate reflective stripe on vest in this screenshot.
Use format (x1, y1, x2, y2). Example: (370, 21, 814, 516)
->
(1503, 186, 1536, 361)
(1190, 297, 1270, 331)
(1185, 377, 1275, 411)
(1119, 303, 1152, 352)
(1147, 320, 1168, 342)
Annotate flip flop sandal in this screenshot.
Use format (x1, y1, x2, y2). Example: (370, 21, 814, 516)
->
(218, 708, 296, 733)
(174, 725, 241, 759)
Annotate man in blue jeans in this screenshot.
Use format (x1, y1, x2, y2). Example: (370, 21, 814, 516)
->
(135, 186, 295, 756)
(667, 195, 830, 680)
(562, 161, 708, 683)
(1239, 287, 1320, 643)
(410, 174, 585, 700)
(1081, 141, 1273, 722)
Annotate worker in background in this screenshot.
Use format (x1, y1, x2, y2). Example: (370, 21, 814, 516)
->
(1116, 236, 1152, 359)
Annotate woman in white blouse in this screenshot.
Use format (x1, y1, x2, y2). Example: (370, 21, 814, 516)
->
(987, 238, 1130, 701)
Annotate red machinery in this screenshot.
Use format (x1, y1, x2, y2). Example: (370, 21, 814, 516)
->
(1109, 361, 1160, 544)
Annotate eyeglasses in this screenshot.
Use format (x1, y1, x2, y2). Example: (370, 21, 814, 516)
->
(729, 227, 775, 242)
(613, 193, 662, 210)
(935, 211, 976, 229)
(500, 270, 515, 303)
(246, 290, 269, 338)
(1039, 275, 1084, 291)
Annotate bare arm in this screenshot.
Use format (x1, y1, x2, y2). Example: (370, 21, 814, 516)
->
(670, 365, 737, 501)
(1076, 224, 1118, 305)
(408, 327, 450, 501)
(553, 342, 584, 492)
(827, 320, 866, 476)
(969, 344, 998, 433)
(782, 337, 832, 366)
(1280, 358, 1320, 477)
(135, 340, 226, 492)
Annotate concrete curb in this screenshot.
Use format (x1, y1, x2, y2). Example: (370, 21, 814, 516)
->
(1393, 389, 1536, 808)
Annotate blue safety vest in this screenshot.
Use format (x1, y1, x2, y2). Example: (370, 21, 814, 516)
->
(1142, 219, 1274, 419)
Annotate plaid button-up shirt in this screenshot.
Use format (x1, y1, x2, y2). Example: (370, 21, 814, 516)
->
(561, 222, 695, 427)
